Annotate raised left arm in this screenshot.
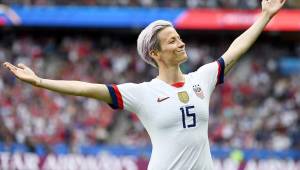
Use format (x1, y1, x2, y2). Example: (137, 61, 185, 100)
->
(222, 0, 286, 75)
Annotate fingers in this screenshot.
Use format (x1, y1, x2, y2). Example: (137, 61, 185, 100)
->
(2, 62, 11, 68)
(3, 62, 18, 71)
(263, 0, 286, 4)
(277, 0, 286, 9)
(277, 0, 286, 5)
(281, 0, 286, 5)
(3, 62, 27, 70)
(2, 62, 19, 76)
(17, 63, 27, 69)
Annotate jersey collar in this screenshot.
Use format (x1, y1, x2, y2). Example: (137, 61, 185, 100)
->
(154, 75, 187, 89)
(171, 82, 185, 88)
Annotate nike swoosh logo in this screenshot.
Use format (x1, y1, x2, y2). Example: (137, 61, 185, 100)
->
(157, 97, 170, 102)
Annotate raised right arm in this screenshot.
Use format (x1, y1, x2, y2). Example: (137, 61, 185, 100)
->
(2, 62, 112, 104)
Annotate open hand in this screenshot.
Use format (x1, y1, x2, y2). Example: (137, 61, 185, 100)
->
(2, 62, 40, 86)
(262, 0, 286, 18)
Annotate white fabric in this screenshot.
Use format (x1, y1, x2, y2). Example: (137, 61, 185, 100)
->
(116, 61, 220, 170)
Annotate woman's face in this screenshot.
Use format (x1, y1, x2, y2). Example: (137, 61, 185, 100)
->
(155, 27, 187, 67)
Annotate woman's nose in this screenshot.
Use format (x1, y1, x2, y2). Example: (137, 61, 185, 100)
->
(178, 40, 185, 48)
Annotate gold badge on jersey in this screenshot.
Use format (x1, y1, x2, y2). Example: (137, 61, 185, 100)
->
(177, 91, 189, 103)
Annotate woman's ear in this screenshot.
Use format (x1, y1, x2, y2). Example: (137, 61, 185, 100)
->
(149, 50, 159, 61)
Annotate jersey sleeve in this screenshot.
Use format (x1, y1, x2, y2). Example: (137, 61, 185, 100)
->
(106, 83, 142, 113)
(190, 57, 225, 95)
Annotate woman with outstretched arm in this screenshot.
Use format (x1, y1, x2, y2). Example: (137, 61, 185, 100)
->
(2, 0, 286, 169)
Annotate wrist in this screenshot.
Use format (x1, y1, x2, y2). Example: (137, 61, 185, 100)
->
(261, 10, 274, 20)
(35, 77, 42, 87)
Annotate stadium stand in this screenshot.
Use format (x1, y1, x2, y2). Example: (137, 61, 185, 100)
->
(0, 1, 299, 169)
(1, 0, 300, 8)
(0, 33, 299, 151)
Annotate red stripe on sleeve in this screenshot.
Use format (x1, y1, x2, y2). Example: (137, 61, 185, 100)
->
(217, 61, 221, 85)
(112, 84, 124, 110)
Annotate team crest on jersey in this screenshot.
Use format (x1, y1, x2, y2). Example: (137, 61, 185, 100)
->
(177, 91, 189, 103)
(193, 84, 204, 99)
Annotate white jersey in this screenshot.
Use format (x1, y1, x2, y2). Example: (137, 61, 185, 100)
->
(107, 58, 225, 170)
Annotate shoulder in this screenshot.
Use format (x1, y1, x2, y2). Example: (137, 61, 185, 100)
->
(188, 61, 218, 78)
(117, 80, 154, 93)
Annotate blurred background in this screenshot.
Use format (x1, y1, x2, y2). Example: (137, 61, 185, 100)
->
(0, 0, 300, 170)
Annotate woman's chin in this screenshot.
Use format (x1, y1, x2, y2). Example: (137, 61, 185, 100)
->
(178, 55, 188, 63)
(182, 53, 188, 60)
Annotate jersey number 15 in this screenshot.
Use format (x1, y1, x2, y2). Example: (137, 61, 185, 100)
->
(180, 105, 196, 128)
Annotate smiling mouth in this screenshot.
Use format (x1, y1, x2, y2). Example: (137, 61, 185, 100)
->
(177, 49, 185, 52)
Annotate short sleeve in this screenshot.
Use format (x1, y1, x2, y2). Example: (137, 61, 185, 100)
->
(106, 83, 142, 113)
(189, 57, 225, 95)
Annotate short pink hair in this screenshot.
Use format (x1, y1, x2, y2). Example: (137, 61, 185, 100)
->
(137, 20, 173, 68)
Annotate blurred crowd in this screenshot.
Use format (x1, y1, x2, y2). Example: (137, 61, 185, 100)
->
(0, 33, 299, 155)
(1, 0, 300, 9)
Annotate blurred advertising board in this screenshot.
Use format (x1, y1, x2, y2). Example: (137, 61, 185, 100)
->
(0, 152, 299, 170)
(1, 6, 300, 31)
(0, 144, 299, 170)
(176, 9, 300, 31)
(279, 58, 300, 75)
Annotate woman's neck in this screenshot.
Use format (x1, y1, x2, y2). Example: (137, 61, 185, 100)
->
(156, 65, 185, 84)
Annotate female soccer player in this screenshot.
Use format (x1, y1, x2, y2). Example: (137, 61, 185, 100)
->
(3, 0, 286, 169)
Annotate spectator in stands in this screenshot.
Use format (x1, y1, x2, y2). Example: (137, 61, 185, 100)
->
(0, 0, 299, 152)
(2, 0, 295, 9)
